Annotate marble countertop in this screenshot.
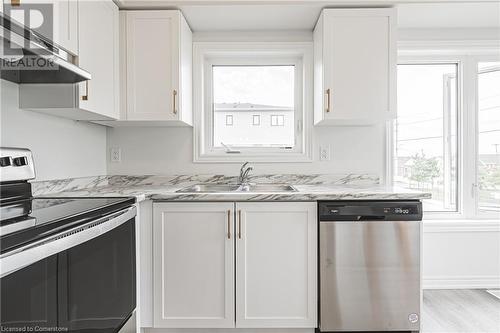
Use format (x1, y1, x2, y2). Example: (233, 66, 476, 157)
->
(34, 175, 431, 202)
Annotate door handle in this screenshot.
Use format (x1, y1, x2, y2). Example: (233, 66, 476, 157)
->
(227, 210, 231, 239)
(238, 210, 242, 239)
(172, 89, 178, 115)
(325, 88, 331, 113)
(81, 80, 89, 101)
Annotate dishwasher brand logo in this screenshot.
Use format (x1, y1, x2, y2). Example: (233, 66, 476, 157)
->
(408, 313, 419, 323)
(1, 3, 57, 70)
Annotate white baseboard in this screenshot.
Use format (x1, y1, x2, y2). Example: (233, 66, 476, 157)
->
(145, 329, 314, 333)
(423, 275, 500, 289)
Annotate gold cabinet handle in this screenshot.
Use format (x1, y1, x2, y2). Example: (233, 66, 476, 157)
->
(325, 88, 331, 113)
(227, 210, 231, 239)
(172, 89, 178, 114)
(11, 0, 21, 6)
(238, 210, 242, 239)
(81, 80, 89, 101)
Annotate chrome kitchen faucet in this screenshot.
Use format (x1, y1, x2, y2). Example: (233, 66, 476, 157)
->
(238, 162, 253, 185)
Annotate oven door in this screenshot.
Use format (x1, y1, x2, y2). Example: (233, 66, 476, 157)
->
(1, 206, 137, 332)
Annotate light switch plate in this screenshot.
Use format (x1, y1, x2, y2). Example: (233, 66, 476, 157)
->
(320, 145, 331, 161)
(110, 147, 121, 163)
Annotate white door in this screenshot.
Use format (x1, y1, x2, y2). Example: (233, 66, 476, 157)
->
(153, 202, 235, 328)
(235, 202, 317, 328)
(315, 8, 396, 124)
(78, 0, 118, 119)
(125, 11, 179, 121)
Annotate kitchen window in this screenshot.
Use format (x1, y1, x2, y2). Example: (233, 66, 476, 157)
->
(193, 42, 313, 162)
(395, 63, 459, 212)
(393, 54, 500, 219)
(477, 61, 500, 213)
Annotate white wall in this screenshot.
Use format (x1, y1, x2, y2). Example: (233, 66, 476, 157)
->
(106, 125, 385, 176)
(0, 80, 107, 181)
(423, 221, 500, 289)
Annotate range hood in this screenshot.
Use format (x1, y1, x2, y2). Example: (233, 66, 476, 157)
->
(0, 13, 91, 84)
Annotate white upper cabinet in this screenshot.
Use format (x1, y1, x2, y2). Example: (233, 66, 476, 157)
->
(19, 0, 119, 121)
(122, 10, 192, 125)
(153, 202, 235, 328)
(235, 202, 317, 328)
(314, 8, 397, 125)
(52, 0, 79, 55)
(77, 0, 119, 119)
(3, 0, 79, 55)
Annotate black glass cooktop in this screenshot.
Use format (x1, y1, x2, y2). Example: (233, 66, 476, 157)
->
(0, 197, 135, 254)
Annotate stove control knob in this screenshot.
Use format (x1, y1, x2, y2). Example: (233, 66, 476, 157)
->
(0, 156, 12, 167)
(13, 156, 28, 166)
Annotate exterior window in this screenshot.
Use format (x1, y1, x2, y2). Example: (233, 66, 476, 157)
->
(225, 114, 233, 126)
(477, 62, 500, 213)
(270, 115, 285, 126)
(395, 64, 458, 212)
(252, 115, 260, 126)
(213, 66, 294, 148)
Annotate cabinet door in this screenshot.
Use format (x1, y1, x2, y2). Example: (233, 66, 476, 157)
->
(314, 8, 396, 125)
(52, 0, 78, 55)
(235, 202, 317, 328)
(78, 0, 118, 119)
(2, 0, 78, 55)
(153, 202, 235, 328)
(126, 11, 179, 121)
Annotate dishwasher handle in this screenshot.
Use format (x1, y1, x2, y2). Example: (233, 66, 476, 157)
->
(318, 201, 423, 221)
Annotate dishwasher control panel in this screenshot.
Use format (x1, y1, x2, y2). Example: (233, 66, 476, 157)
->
(318, 200, 422, 221)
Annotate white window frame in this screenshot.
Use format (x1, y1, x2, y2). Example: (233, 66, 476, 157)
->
(193, 42, 313, 163)
(390, 41, 500, 220)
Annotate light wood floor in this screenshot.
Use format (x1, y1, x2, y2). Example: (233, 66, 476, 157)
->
(423, 289, 500, 333)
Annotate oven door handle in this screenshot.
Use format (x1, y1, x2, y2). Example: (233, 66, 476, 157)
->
(0, 206, 137, 278)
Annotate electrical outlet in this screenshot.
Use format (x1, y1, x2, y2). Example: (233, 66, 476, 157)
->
(320, 145, 331, 161)
(110, 148, 121, 163)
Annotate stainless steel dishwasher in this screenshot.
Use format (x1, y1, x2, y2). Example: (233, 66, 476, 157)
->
(318, 201, 422, 332)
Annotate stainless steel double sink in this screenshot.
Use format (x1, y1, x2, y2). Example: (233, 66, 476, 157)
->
(176, 184, 297, 193)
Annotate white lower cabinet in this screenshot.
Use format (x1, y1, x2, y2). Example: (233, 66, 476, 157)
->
(153, 202, 235, 328)
(152, 201, 317, 329)
(235, 202, 317, 328)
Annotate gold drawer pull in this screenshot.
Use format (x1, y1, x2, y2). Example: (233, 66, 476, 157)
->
(325, 88, 331, 113)
(81, 80, 89, 101)
(172, 89, 178, 114)
(238, 210, 242, 239)
(227, 210, 231, 239)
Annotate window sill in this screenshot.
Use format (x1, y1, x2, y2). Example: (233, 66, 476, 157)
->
(193, 151, 313, 163)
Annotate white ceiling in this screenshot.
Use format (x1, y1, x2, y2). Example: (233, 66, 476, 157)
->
(117, 1, 500, 31)
(397, 2, 500, 29)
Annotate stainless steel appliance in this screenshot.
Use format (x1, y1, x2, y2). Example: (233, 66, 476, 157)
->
(0, 148, 136, 332)
(0, 11, 91, 83)
(318, 200, 422, 332)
